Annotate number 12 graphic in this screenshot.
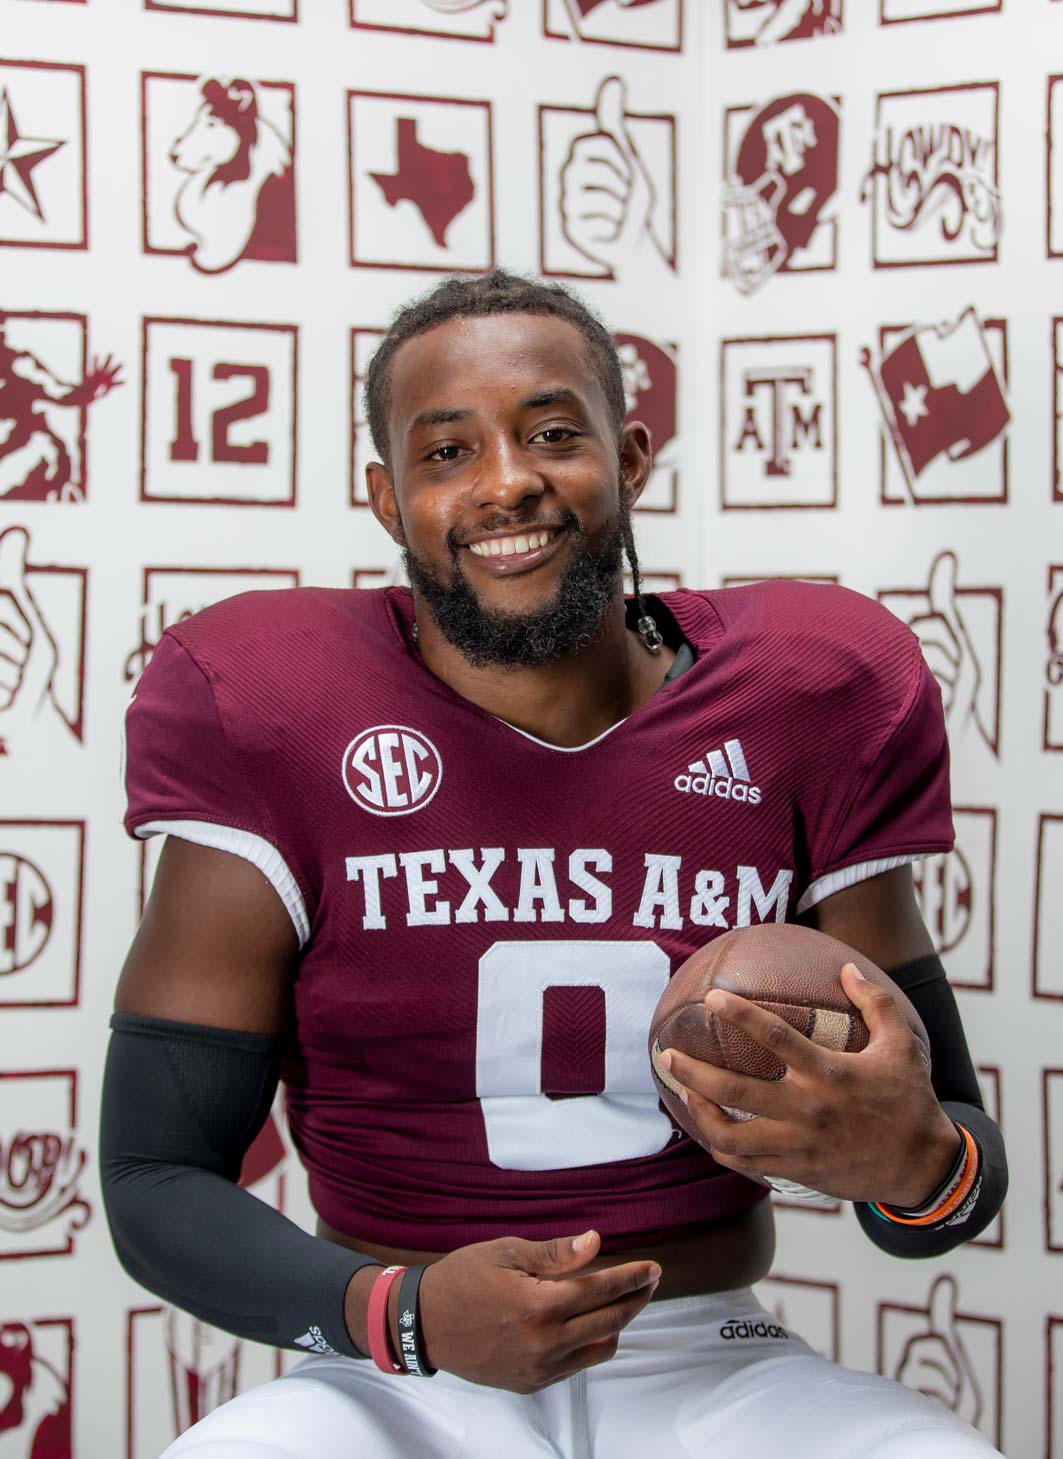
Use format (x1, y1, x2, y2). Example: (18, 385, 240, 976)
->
(168, 359, 271, 465)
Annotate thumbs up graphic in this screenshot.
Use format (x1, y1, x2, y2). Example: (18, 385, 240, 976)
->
(0, 526, 60, 754)
(560, 75, 668, 278)
(906, 551, 991, 751)
(895, 1274, 983, 1430)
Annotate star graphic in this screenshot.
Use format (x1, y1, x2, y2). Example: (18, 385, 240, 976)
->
(898, 380, 929, 429)
(0, 87, 65, 222)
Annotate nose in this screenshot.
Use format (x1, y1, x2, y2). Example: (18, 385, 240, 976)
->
(472, 436, 546, 512)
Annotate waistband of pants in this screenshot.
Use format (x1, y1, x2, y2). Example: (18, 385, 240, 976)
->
(627, 1285, 761, 1321)
(635, 1283, 752, 1318)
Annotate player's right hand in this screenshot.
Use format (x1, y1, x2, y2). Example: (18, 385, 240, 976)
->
(417, 1229, 660, 1393)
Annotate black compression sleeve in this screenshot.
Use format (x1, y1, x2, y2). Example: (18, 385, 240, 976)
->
(853, 953, 1008, 1258)
(99, 1013, 379, 1357)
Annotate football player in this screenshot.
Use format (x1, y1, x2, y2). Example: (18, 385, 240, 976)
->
(102, 270, 1007, 1457)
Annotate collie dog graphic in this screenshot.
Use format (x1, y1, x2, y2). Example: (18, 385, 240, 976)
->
(170, 77, 295, 274)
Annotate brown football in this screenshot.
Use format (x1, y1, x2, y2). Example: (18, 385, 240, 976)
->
(648, 923, 930, 1150)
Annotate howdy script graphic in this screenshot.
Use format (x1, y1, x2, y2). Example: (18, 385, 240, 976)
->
(864, 122, 998, 249)
(863, 87, 1001, 266)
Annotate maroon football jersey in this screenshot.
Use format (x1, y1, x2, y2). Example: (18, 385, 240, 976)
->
(122, 582, 953, 1252)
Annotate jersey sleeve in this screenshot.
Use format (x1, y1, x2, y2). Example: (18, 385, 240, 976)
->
(797, 653, 954, 915)
(122, 631, 311, 946)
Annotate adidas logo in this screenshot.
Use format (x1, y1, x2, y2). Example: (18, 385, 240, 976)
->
(674, 737, 762, 805)
(293, 1325, 337, 1356)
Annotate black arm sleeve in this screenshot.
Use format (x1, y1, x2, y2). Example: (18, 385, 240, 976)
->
(854, 953, 1008, 1258)
(99, 1013, 379, 1357)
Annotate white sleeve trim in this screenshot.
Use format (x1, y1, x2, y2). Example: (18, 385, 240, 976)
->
(135, 819, 310, 948)
(796, 853, 936, 916)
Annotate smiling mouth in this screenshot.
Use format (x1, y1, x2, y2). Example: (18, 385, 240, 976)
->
(467, 528, 558, 559)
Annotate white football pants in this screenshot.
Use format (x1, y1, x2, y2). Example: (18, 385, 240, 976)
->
(160, 1287, 1001, 1459)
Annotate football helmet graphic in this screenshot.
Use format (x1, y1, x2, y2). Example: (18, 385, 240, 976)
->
(722, 92, 839, 294)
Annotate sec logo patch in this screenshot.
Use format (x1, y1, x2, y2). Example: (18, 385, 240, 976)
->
(342, 725, 442, 816)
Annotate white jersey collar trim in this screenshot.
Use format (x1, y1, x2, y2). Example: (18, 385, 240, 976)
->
(491, 715, 629, 754)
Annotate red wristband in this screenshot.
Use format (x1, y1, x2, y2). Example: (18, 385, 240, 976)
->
(368, 1264, 408, 1374)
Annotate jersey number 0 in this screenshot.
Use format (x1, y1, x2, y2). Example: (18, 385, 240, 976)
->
(475, 941, 675, 1171)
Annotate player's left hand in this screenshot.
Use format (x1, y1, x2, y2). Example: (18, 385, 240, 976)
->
(659, 961, 963, 1208)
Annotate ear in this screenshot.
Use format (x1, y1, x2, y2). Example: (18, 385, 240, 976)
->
(365, 461, 405, 546)
(618, 420, 653, 510)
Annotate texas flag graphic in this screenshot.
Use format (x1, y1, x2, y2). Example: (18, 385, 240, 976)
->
(865, 309, 1009, 490)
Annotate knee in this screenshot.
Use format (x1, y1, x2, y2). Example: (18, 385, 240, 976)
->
(858, 1423, 1001, 1458)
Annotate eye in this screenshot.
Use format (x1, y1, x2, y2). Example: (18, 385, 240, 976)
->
(533, 426, 578, 445)
(426, 444, 463, 462)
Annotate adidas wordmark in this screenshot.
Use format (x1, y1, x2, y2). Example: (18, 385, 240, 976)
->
(674, 737, 762, 805)
(293, 1326, 337, 1355)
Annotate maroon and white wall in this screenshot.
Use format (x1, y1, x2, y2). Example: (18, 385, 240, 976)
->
(708, 5, 1062, 1457)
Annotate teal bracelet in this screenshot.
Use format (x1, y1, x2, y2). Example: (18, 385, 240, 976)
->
(868, 1124, 977, 1229)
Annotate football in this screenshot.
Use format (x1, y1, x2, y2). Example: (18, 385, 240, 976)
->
(648, 922, 931, 1151)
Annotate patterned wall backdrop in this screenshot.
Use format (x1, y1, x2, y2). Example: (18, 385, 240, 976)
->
(0, 0, 1055, 1453)
(709, 5, 1061, 1457)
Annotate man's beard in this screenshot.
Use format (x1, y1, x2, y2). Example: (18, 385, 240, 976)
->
(403, 496, 629, 668)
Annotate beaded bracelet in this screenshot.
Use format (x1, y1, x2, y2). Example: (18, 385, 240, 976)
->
(869, 1124, 978, 1228)
(367, 1264, 408, 1374)
(396, 1264, 437, 1377)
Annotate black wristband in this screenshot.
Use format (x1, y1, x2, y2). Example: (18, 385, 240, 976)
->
(855, 1105, 1006, 1258)
(881, 1121, 970, 1220)
(396, 1265, 436, 1377)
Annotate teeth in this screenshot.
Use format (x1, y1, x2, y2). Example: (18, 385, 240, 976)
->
(469, 530, 551, 558)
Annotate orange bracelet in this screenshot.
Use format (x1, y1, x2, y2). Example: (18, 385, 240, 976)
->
(872, 1125, 978, 1227)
